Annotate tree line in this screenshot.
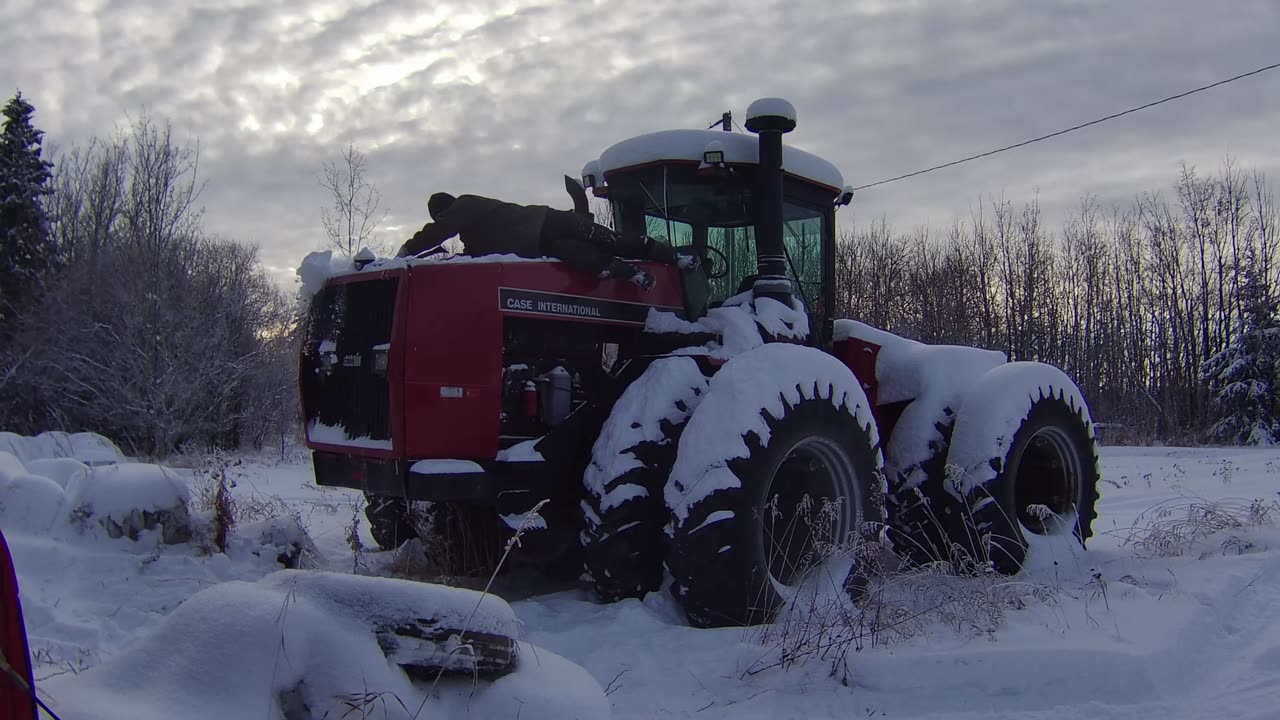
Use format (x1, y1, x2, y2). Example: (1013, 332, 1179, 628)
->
(835, 160, 1279, 445)
(0, 95, 299, 457)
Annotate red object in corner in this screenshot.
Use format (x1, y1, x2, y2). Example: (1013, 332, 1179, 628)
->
(1, 529, 36, 720)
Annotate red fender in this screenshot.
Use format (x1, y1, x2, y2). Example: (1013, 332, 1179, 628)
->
(1, 529, 36, 720)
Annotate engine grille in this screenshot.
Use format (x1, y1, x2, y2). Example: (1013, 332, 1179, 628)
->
(300, 278, 399, 446)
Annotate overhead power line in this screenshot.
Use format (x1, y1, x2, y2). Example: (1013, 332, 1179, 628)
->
(851, 59, 1280, 192)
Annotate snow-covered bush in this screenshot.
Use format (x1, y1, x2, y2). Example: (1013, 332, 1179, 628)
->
(239, 517, 322, 570)
(0, 451, 65, 534)
(64, 463, 191, 543)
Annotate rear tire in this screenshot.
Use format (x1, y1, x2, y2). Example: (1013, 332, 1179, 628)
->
(950, 387, 1100, 574)
(666, 395, 884, 628)
(364, 494, 416, 551)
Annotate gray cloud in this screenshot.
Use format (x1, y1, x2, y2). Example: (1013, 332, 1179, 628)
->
(6, 0, 1279, 287)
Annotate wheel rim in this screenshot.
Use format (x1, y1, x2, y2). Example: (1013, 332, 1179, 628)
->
(762, 437, 861, 586)
(1013, 426, 1083, 535)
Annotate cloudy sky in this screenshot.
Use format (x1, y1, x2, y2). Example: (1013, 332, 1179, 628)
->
(6, 0, 1280, 288)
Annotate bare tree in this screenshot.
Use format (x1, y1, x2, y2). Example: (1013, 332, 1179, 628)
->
(319, 143, 387, 257)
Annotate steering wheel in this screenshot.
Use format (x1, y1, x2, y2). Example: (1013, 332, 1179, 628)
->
(701, 244, 729, 280)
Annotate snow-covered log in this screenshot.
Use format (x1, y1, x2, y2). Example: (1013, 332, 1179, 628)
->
(260, 570, 521, 678)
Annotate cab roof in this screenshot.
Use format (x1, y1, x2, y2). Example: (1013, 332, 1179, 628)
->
(594, 129, 844, 194)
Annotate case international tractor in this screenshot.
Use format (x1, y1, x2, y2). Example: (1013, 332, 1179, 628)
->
(300, 99, 1101, 629)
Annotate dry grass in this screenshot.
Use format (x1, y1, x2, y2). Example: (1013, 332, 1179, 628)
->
(749, 536, 1061, 684)
(747, 497, 1066, 684)
(1120, 490, 1280, 558)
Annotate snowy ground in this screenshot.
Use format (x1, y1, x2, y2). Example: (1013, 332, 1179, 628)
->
(7, 445, 1280, 719)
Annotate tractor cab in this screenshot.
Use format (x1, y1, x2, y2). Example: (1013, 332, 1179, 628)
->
(581, 124, 850, 329)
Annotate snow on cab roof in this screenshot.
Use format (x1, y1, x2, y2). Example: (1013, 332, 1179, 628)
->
(595, 129, 844, 192)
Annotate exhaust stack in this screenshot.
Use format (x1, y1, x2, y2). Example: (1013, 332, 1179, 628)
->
(745, 97, 796, 303)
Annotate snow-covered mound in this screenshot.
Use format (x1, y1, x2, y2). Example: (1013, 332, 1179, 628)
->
(0, 451, 64, 534)
(24, 457, 89, 489)
(64, 463, 191, 543)
(42, 571, 609, 720)
(0, 430, 124, 466)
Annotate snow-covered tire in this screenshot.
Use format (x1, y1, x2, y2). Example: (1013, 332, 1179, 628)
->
(580, 357, 708, 602)
(945, 363, 1101, 574)
(364, 494, 416, 551)
(665, 345, 885, 628)
(883, 406, 963, 568)
(409, 501, 505, 577)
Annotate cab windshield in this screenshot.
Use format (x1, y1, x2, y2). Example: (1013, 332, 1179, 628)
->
(607, 165, 828, 312)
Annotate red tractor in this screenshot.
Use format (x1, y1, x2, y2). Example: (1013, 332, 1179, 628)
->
(300, 99, 1100, 628)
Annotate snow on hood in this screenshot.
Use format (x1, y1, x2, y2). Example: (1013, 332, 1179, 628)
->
(296, 250, 356, 298)
(297, 250, 562, 297)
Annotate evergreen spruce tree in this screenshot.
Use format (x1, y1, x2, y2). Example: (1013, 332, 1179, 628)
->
(0, 90, 55, 324)
(1200, 252, 1280, 446)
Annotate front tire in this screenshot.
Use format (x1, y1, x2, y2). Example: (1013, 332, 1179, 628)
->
(407, 501, 506, 577)
(364, 494, 416, 551)
(580, 357, 708, 602)
(667, 391, 884, 628)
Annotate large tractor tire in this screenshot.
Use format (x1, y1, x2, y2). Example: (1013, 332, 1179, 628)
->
(665, 344, 886, 628)
(832, 319, 1007, 570)
(580, 357, 708, 602)
(408, 501, 507, 578)
(364, 494, 416, 551)
(882, 405, 963, 568)
(944, 362, 1101, 574)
